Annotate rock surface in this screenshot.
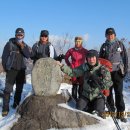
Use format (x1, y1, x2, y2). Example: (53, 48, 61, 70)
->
(11, 95, 99, 130)
(32, 58, 62, 96)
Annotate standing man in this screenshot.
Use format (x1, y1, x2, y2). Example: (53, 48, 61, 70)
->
(99, 27, 128, 122)
(2, 28, 30, 117)
(65, 36, 88, 100)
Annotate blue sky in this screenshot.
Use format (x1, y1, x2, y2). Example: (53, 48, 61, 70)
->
(0, 0, 130, 55)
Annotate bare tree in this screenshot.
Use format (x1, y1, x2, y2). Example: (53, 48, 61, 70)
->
(50, 33, 74, 55)
(120, 38, 129, 49)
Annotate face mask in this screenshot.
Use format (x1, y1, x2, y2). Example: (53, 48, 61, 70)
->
(16, 38, 23, 43)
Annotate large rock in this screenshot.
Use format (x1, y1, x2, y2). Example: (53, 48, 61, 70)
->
(32, 58, 62, 96)
(11, 57, 100, 130)
(11, 95, 99, 130)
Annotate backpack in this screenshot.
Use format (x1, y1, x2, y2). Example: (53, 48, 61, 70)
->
(98, 58, 112, 72)
(100, 41, 123, 59)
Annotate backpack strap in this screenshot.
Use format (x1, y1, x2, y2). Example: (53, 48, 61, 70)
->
(100, 43, 109, 58)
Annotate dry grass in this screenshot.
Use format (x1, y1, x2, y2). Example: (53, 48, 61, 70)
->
(0, 63, 4, 73)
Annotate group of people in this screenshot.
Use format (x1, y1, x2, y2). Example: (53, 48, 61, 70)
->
(1, 27, 128, 123)
(58, 27, 128, 123)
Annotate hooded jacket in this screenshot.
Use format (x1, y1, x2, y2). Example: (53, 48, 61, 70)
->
(65, 47, 88, 84)
(2, 38, 30, 71)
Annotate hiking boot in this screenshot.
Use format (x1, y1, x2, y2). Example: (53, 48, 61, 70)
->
(2, 111, 9, 117)
(116, 112, 127, 123)
(116, 116, 127, 123)
(116, 115, 127, 123)
(120, 117, 127, 123)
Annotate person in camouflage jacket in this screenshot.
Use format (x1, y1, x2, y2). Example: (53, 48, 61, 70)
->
(57, 49, 113, 118)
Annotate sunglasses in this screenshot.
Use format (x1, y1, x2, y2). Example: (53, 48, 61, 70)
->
(41, 35, 48, 37)
(16, 34, 24, 37)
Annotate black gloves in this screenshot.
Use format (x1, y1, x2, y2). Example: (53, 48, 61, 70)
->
(55, 54, 65, 62)
(89, 75, 99, 81)
(88, 74, 102, 88)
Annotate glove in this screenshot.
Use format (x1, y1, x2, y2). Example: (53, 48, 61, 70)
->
(88, 74, 103, 88)
(101, 90, 110, 96)
(88, 75, 100, 88)
(16, 42, 25, 49)
(56, 54, 65, 62)
(59, 54, 65, 59)
(89, 75, 99, 81)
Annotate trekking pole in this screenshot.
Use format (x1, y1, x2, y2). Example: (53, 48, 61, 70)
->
(99, 89, 122, 130)
(91, 76, 122, 130)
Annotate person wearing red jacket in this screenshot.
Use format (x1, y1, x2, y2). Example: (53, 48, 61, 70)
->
(65, 36, 88, 100)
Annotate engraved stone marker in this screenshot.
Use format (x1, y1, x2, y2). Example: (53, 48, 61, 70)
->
(32, 58, 62, 96)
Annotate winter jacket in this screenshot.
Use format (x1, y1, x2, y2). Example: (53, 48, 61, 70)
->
(61, 62, 113, 101)
(99, 39, 128, 76)
(31, 41, 57, 64)
(65, 47, 88, 83)
(2, 38, 30, 71)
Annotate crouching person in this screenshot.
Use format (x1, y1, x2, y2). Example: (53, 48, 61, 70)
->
(56, 49, 113, 118)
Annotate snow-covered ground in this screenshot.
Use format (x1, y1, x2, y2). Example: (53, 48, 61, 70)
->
(0, 73, 130, 130)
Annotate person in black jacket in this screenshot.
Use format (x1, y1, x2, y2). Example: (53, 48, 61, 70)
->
(31, 30, 65, 64)
(99, 27, 128, 122)
(2, 28, 30, 117)
(31, 30, 57, 64)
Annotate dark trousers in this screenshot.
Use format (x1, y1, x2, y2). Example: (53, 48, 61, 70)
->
(76, 96, 105, 113)
(72, 84, 83, 100)
(3, 69, 25, 111)
(107, 71, 125, 112)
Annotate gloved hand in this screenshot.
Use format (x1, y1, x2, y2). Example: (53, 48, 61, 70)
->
(59, 54, 65, 60)
(90, 75, 102, 85)
(89, 75, 99, 81)
(101, 90, 110, 96)
(56, 54, 65, 62)
(16, 42, 25, 49)
(88, 74, 102, 88)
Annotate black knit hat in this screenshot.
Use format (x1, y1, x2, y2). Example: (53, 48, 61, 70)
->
(15, 28, 24, 35)
(105, 28, 116, 36)
(40, 30, 49, 37)
(87, 49, 99, 58)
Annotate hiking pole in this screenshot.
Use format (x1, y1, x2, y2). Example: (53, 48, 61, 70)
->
(90, 75, 122, 130)
(99, 91, 122, 130)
